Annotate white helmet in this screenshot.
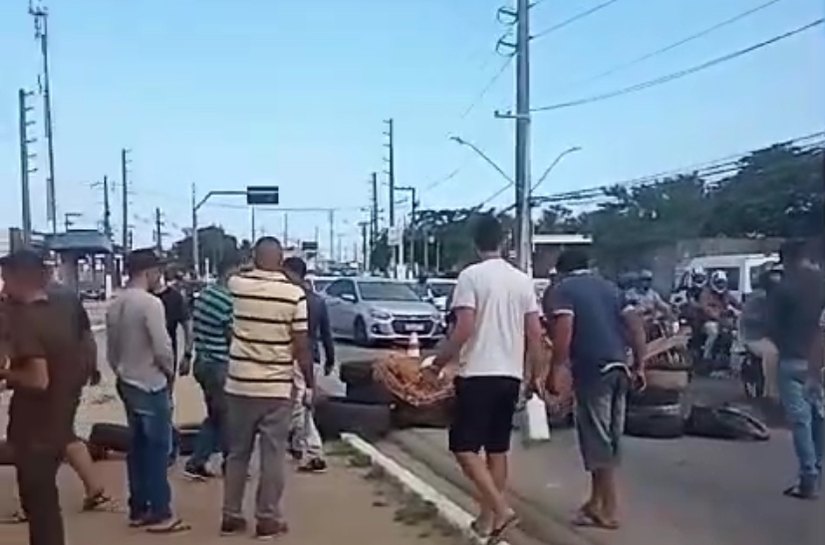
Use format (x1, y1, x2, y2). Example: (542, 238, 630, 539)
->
(710, 270, 728, 294)
(690, 266, 707, 288)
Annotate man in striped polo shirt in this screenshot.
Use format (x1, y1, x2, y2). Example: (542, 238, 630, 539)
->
(184, 256, 240, 480)
(221, 237, 313, 539)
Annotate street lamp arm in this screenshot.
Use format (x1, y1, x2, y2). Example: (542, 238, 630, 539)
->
(531, 146, 582, 193)
(450, 135, 515, 185)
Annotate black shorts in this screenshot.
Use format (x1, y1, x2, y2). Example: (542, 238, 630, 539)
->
(449, 376, 521, 454)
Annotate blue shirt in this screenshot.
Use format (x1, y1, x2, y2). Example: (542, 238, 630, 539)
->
(544, 271, 630, 388)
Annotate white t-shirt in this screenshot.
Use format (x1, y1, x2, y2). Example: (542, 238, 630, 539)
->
(451, 258, 539, 379)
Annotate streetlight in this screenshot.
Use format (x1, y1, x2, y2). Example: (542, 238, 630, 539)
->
(449, 136, 514, 185)
(531, 146, 582, 193)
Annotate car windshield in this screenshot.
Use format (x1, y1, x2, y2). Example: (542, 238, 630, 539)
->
(359, 282, 422, 302)
(429, 282, 455, 298)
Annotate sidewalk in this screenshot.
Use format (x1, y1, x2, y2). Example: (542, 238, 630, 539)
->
(0, 455, 460, 545)
(390, 427, 824, 545)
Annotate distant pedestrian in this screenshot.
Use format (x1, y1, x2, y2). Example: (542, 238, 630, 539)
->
(0, 249, 91, 545)
(183, 256, 240, 480)
(767, 240, 824, 500)
(283, 256, 335, 473)
(424, 215, 546, 544)
(221, 237, 314, 539)
(106, 248, 188, 533)
(543, 248, 646, 530)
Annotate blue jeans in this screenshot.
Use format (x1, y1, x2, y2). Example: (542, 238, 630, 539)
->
(116, 381, 173, 522)
(778, 359, 824, 482)
(187, 363, 228, 470)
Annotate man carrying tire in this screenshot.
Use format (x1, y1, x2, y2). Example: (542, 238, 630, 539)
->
(221, 237, 314, 539)
(424, 215, 546, 544)
(543, 248, 647, 531)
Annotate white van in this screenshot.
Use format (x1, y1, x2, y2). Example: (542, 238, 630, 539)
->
(673, 253, 779, 303)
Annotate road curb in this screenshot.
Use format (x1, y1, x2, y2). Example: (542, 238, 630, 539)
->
(340, 432, 510, 545)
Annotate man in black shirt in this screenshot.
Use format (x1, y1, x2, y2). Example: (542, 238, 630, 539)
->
(768, 240, 825, 500)
(155, 274, 193, 375)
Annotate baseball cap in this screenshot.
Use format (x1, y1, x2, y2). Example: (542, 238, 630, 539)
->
(125, 248, 166, 275)
(0, 248, 48, 271)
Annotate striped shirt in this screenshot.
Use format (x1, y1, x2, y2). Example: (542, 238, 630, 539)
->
(225, 269, 308, 398)
(193, 283, 234, 366)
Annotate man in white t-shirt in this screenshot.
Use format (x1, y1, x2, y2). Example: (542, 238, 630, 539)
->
(426, 214, 546, 543)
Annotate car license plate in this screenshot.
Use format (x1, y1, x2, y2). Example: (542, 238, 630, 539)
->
(405, 323, 426, 333)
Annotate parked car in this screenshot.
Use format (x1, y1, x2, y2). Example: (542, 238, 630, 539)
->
(406, 278, 457, 313)
(324, 278, 443, 346)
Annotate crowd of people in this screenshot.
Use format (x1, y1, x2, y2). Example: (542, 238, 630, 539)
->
(0, 218, 822, 545)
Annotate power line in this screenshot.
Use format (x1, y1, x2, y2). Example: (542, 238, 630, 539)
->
(566, 0, 785, 89)
(459, 56, 514, 120)
(532, 18, 824, 112)
(531, 0, 622, 41)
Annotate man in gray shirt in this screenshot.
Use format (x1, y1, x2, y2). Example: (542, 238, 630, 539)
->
(106, 249, 187, 533)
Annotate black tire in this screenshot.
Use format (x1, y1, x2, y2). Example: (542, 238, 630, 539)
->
(314, 396, 392, 442)
(686, 405, 770, 441)
(625, 404, 685, 439)
(346, 382, 394, 405)
(353, 318, 371, 347)
(628, 388, 682, 407)
(340, 360, 375, 387)
(392, 400, 454, 429)
(88, 422, 131, 453)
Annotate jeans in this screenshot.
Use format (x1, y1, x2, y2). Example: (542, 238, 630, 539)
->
(778, 359, 824, 482)
(15, 444, 64, 545)
(223, 394, 291, 523)
(187, 362, 228, 470)
(116, 380, 173, 522)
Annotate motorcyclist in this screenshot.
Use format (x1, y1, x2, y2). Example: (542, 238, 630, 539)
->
(698, 270, 741, 361)
(617, 271, 640, 307)
(632, 269, 673, 320)
(687, 266, 708, 304)
(741, 265, 782, 398)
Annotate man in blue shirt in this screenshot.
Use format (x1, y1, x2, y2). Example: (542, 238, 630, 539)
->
(544, 249, 646, 530)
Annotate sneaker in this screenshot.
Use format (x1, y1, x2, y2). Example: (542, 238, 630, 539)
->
(297, 458, 328, 474)
(783, 476, 820, 500)
(220, 516, 247, 536)
(183, 465, 215, 481)
(255, 519, 288, 540)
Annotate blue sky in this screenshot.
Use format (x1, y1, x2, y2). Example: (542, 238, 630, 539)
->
(1, 0, 823, 256)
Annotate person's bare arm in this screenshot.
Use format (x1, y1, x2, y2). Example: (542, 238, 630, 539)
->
(0, 358, 48, 390)
(2, 315, 49, 390)
(548, 314, 573, 395)
(433, 308, 475, 370)
(623, 306, 648, 375)
(524, 311, 548, 395)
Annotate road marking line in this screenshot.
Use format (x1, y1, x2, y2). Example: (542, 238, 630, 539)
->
(341, 433, 511, 545)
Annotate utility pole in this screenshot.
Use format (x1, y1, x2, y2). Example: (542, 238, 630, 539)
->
(359, 221, 369, 271)
(383, 119, 397, 276)
(191, 183, 199, 276)
(120, 148, 131, 252)
(397, 186, 417, 273)
(283, 213, 289, 246)
(370, 171, 379, 248)
(18, 89, 37, 245)
(90, 175, 113, 239)
(328, 209, 335, 263)
(154, 207, 164, 252)
(250, 207, 256, 242)
(29, 3, 57, 233)
(513, 0, 532, 274)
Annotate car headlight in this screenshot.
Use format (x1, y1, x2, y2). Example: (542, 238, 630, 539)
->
(431, 312, 442, 321)
(370, 309, 393, 320)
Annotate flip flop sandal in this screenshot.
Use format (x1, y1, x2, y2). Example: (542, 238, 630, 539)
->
(572, 510, 620, 530)
(486, 513, 519, 545)
(0, 510, 27, 524)
(470, 518, 492, 537)
(82, 492, 117, 512)
(145, 518, 191, 534)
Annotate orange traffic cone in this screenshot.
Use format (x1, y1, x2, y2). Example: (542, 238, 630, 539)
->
(407, 332, 421, 358)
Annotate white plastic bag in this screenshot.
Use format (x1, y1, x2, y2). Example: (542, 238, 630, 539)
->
(521, 394, 551, 444)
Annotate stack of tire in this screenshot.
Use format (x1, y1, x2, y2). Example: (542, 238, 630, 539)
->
(314, 360, 393, 442)
(86, 422, 201, 460)
(625, 331, 692, 439)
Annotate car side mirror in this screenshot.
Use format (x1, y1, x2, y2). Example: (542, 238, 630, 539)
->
(340, 293, 357, 303)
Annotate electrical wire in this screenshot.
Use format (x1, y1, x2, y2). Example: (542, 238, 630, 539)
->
(459, 56, 514, 120)
(531, 18, 824, 112)
(531, 0, 622, 41)
(566, 0, 785, 89)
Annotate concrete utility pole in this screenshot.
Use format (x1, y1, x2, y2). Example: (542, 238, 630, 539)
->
(191, 183, 199, 276)
(283, 213, 289, 247)
(397, 186, 418, 271)
(370, 171, 379, 249)
(384, 119, 397, 276)
(250, 207, 256, 242)
(513, 0, 532, 274)
(18, 89, 37, 245)
(120, 148, 131, 252)
(154, 207, 164, 252)
(29, 3, 57, 233)
(90, 175, 113, 238)
(359, 221, 369, 271)
(328, 209, 335, 263)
